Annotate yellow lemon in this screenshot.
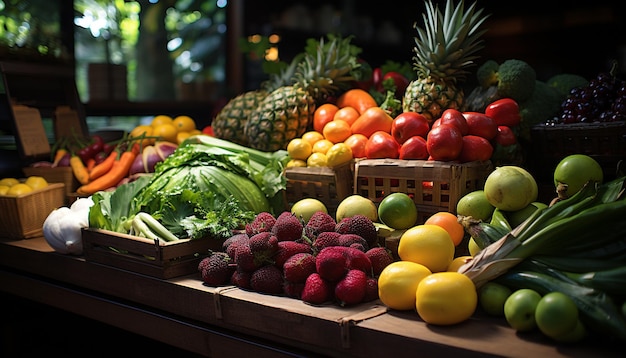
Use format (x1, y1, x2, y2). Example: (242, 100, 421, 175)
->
(172, 115, 196, 132)
(416, 272, 478, 325)
(0, 185, 10, 195)
(397, 224, 455, 273)
(378, 261, 432, 311)
(287, 138, 313, 161)
(311, 139, 334, 154)
(0, 178, 20, 187)
(176, 131, 191, 144)
(286, 159, 307, 168)
(152, 123, 178, 143)
(6, 183, 33, 196)
(306, 152, 328, 167)
(151, 115, 173, 127)
(24, 176, 49, 191)
(301, 131, 324, 147)
(325, 142, 353, 167)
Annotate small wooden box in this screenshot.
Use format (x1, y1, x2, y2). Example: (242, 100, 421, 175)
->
(284, 161, 354, 215)
(0, 183, 65, 239)
(354, 159, 493, 224)
(82, 228, 225, 279)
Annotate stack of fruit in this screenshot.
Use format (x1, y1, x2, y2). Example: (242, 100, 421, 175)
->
(0, 176, 49, 196)
(129, 115, 201, 145)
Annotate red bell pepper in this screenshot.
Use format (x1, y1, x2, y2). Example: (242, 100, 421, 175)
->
(485, 98, 521, 127)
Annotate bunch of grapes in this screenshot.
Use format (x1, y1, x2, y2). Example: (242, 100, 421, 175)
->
(554, 63, 626, 124)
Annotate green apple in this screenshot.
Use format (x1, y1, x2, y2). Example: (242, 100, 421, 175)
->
(479, 282, 512, 316)
(503, 288, 542, 332)
(551, 319, 587, 343)
(554, 154, 603, 197)
(535, 291, 579, 339)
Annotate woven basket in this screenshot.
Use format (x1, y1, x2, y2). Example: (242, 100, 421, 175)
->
(530, 121, 626, 182)
(23, 166, 78, 201)
(0, 183, 65, 239)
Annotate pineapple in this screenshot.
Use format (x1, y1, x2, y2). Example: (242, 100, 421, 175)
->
(244, 36, 359, 152)
(211, 56, 302, 145)
(402, 0, 489, 123)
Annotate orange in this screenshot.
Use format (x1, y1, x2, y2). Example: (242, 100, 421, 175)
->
(323, 119, 352, 144)
(424, 211, 465, 246)
(333, 106, 360, 127)
(301, 131, 324, 147)
(312, 139, 334, 154)
(176, 131, 191, 144)
(172, 115, 196, 132)
(344, 133, 368, 159)
(313, 103, 339, 133)
(152, 123, 178, 143)
(416, 272, 478, 325)
(151, 115, 173, 127)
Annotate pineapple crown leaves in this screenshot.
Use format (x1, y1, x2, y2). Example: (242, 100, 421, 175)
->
(295, 35, 362, 103)
(412, 0, 490, 83)
(260, 52, 306, 93)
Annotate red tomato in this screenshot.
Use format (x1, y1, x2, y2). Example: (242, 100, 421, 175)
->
(365, 131, 400, 159)
(494, 125, 517, 146)
(399, 136, 429, 160)
(485, 98, 521, 127)
(463, 112, 498, 140)
(426, 124, 463, 161)
(202, 125, 214, 136)
(391, 112, 430, 144)
(439, 108, 469, 135)
(458, 135, 494, 163)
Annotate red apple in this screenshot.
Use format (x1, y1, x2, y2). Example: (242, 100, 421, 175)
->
(365, 131, 400, 159)
(463, 112, 498, 140)
(458, 135, 494, 163)
(439, 108, 469, 135)
(426, 124, 463, 161)
(494, 125, 517, 146)
(391, 112, 430, 144)
(399, 136, 429, 160)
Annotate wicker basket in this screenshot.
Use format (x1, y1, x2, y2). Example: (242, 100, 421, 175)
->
(354, 159, 493, 224)
(0, 183, 65, 239)
(284, 160, 353, 215)
(530, 121, 626, 182)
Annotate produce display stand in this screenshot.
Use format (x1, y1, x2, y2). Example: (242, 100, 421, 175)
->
(0, 236, 621, 357)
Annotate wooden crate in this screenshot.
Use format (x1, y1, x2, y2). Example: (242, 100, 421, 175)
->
(82, 228, 225, 279)
(0, 183, 65, 239)
(23, 166, 79, 201)
(284, 160, 353, 215)
(354, 159, 493, 224)
(530, 121, 626, 182)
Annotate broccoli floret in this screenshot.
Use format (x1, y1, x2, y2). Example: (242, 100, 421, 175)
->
(476, 60, 500, 88)
(546, 73, 589, 101)
(496, 59, 536, 103)
(517, 80, 562, 141)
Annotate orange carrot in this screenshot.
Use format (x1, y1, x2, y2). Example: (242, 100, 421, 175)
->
(70, 155, 90, 185)
(86, 158, 96, 173)
(89, 150, 117, 181)
(76, 150, 137, 196)
(52, 148, 69, 166)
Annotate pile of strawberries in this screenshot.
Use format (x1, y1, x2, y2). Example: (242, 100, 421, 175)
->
(198, 210, 395, 306)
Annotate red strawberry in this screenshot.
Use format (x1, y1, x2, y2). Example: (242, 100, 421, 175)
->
(250, 265, 284, 294)
(315, 246, 348, 282)
(272, 211, 304, 241)
(301, 273, 333, 304)
(363, 277, 379, 302)
(224, 233, 249, 259)
(198, 252, 235, 286)
(245, 211, 276, 237)
(274, 241, 312, 268)
(248, 232, 279, 266)
(283, 281, 305, 299)
(312, 231, 341, 252)
(283, 252, 316, 283)
(338, 233, 368, 251)
(365, 247, 395, 276)
(335, 269, 368, 306)
(233, 242, 258, 272)
(344, 246, 373, 276)
(304, 211, 336, 240)
(230, 269, 251, 289)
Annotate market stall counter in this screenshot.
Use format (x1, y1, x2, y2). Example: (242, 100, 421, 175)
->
(0, 237, 621, 357)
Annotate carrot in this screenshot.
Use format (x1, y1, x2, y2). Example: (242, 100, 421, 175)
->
(86, 158, 96, 173)
(52, 148, 69, 167)
(76, 150, 137, 196)
(70, 155, 90, 185)
(336, 88, 378, 115)
(89, 150, 117, 181)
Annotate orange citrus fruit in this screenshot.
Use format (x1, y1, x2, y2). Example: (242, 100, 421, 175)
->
(333, 106, 360, 127)
(378, 261, 432, 311)
(129, 125, 154, 146)
(326, 142, 353, 167)
(301, 131, 325, 147)
(397, 224, 455, 273)
(152, 123, 178, 143)
(416, 272, 478, 325)
(176, 131, 191, 144)
(151, 115, 173, 127)
(313, 103, 339, 133)
(172, 115, 196, 132)
(312, 139, 334, 154)
(323, 119, 352, 144)
(343, 133, 368, 159)
(424, 211, 465, 246)
(287, 138, 313, 161)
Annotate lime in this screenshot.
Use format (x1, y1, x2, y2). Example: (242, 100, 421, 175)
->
(378, 192, 417, 230)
